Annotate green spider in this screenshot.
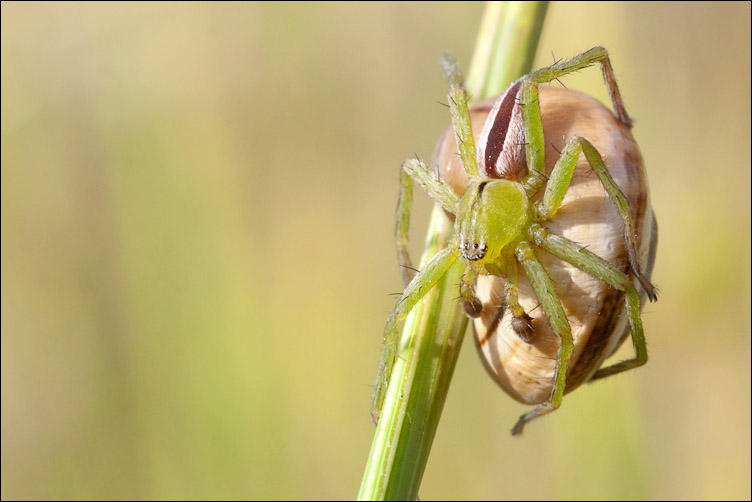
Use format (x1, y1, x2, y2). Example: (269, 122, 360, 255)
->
(373, 47, 658, 435)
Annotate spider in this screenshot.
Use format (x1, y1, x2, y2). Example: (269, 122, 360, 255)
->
(373, 47, 658, 435)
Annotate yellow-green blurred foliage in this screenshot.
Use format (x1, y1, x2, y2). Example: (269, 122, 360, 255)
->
(2, 2, 750, 500)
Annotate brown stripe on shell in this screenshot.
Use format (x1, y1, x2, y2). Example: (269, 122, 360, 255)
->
(645, 215, 658, 281)
(481, 81, 521, 172)
(477, 300, 506, 347)
(565, 286, 625, 389)
(623, 137, 648, 229)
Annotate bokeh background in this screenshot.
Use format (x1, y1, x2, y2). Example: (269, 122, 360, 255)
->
(2, 2, 750, 500)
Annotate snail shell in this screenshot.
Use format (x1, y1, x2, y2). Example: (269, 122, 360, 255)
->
(433, 85, 657, 404)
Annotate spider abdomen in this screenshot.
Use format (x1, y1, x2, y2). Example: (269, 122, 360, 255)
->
(434, 86, 657, 404)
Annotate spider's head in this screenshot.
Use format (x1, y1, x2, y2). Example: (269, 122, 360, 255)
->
(456, 179, 529, 265)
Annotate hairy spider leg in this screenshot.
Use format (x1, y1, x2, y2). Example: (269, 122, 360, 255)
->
(529, 46, 632, 127)
(396, 159, 460, 287)
(518, 46, 633, 196)
(526, 224, 647, 381)
(512, 242, 574, 436)
(376, 157, 460, 422)
(534, 136, 657, 301)
(439, 52, 481, 179)
(578, 141, 657, 300)
(371, 242, 461, 422)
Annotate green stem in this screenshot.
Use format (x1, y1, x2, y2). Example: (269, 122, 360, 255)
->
(467, 1, 549, 97)
(358, 2, 548, 500)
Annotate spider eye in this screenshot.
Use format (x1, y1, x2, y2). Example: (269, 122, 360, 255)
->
(460, 241, 487, 261)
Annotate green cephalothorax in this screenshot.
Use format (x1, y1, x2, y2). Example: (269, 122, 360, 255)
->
(456, 180, 528, 265)
(375, 47, 657, 436)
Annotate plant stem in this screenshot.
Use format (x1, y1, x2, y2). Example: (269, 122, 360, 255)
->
(358, 2, 548, 500)
(467, 1, 548, 97)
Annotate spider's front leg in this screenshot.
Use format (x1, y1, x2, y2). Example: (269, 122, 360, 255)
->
(371, 241, 461, 422)
(372, 160, 460, 422)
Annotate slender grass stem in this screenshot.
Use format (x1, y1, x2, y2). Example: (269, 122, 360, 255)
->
(358, 3, 548, 500)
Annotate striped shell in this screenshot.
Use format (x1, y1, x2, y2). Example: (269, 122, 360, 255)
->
(434, 86, 657, 404)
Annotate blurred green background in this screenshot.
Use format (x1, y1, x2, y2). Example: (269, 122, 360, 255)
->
(2, 2, 750, 500)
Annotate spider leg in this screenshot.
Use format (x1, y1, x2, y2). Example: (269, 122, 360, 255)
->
(518, 79, 547, 195)
(579, 139, 657, 301)
(528, 46, 632, 127)
(537, 137, 582, 219)
(439, 52, 481, 179)
(397, 159, 460, 286)
(371, 241, 461, 422)
(517, 46, 634, 196)
(534, 136, 657, 301)
(526, 224, 648, 382)
(511, 242, 574, 435)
